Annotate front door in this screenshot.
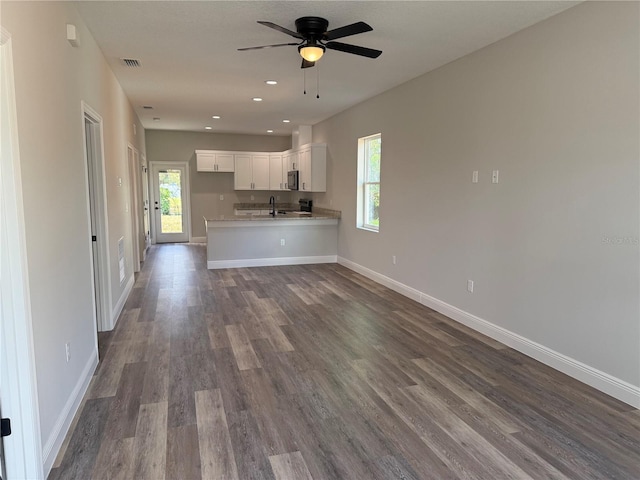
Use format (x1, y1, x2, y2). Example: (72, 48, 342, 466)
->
(151, 163, 189, 243)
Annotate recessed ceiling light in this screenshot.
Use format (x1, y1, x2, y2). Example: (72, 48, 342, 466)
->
(265, 80, 277, 85)
(212, 115, 221, 119)
(267, 130, 274, 133)
(252, 97, 263, 102)
(282, 119, 290, 123)
(205, 126, 212, 130)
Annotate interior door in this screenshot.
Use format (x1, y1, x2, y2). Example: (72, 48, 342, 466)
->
(151, 163, 189, 243)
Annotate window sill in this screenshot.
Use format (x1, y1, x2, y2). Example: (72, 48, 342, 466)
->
(357, 225, 379, 233)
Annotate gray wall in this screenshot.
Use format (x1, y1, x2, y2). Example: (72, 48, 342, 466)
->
(2, 0, 147, 466)
(310, 2, 640, 387)
(145, 130, 292, 238)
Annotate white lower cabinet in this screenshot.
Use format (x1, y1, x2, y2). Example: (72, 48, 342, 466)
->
(234, 154, 270, 190)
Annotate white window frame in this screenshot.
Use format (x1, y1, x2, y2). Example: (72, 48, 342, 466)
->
(357, 133, 381, 232)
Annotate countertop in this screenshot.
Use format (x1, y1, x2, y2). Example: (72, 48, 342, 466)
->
(205, 210, 340, 222)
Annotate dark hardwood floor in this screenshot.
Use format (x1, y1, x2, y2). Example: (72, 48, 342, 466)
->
(49, 244, 640, 479)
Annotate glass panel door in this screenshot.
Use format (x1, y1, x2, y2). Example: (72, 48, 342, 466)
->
(152, 163, 189, 243)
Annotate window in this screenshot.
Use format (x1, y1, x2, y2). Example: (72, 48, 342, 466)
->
(357, 133, 381, 231)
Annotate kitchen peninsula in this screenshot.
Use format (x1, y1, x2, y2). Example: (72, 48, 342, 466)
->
(204, 204, 340, 269)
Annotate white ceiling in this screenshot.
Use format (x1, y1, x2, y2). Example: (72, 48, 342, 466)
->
(75, 1, 578, 136)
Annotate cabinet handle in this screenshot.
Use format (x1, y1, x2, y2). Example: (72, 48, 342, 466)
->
(293, 163, 296, 169)
(303, 182, 306, 190)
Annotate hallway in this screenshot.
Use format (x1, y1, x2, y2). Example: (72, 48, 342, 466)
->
(49, 244, 640, 479)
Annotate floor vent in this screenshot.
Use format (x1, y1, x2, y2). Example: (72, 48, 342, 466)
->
(121, 58, 141, 67)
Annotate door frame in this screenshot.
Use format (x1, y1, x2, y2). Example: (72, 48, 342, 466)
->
(127, 144, 141, 272)
(140, 155, 151, 259)
(81, 101, 112, 332)
(0, 27, 44, 479)
(149, 161, 192, 244)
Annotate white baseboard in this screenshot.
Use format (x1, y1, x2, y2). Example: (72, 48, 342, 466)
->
(189, 236, 206, 244)
(42, 350, 98, 475)
(109, 273, 134, 331)
(208, 255, 337, 270)
(337, 256, 640, 408)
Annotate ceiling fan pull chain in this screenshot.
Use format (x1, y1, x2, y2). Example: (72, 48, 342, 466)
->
(303, 68, 307, 95)
(316, 64, 320, 99)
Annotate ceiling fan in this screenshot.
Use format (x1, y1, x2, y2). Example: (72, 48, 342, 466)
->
(238, 16, 382, 68)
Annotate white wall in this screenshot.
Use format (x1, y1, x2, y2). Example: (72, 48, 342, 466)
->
(310, 2, 640, 396)
(145, 130, 292, 239)
(1, 1, 146, 471)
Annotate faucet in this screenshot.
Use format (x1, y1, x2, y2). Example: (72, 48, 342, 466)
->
(269, 195, 276, 216)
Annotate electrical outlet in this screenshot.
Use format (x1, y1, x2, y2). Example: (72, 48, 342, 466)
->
(219, 194, 224, 201)
(65, 342, 71, 362)
(492, 170, 499, 184)
(276, 195, 280, 201)
(280, 239, 285, 246)
(251, 195, 254, 201)
(472, 171, 479, 183)
(392, 255, 397, 265)
(467, 280, 474, 293)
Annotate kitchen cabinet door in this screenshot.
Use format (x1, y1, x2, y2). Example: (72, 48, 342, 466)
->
(216, 154, 235, 172)
(299, 148, 311, 192)
(196, 152, 215, 172)
(269, 154, 286, 190)
(234, 154, 252, 190)
(252, 155, 270, 190)
(297, 144, 326, 192)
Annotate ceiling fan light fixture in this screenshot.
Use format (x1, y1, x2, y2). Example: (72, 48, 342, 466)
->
(299, 44, 325, 62)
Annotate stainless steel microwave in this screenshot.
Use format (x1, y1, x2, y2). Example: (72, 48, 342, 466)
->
(287, 170, 299, 190)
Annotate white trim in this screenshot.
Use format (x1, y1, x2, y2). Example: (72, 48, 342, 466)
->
(110, 273, 134, 330)
(189, 236, 206, 244)
(42, 351, 98, 476)
(0, 28, 44, 479)
(208, 255, 337, 270)
(337, 256, 640, 408)
(81, 101, 112, 333)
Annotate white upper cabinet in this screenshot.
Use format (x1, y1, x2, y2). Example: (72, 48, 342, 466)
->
(195, 143, 326, 191)
(234, 154, 270, 190)
(195, 150, 235, 172)
(269, 154, 288, 191)
(298, 144, 326, 192)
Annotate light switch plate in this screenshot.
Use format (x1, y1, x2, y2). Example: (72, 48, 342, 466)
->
(472, 171, 479, 183)
(492, 170, 499, 184)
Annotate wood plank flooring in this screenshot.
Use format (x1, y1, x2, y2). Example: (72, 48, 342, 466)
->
(49, 244, 640, 480)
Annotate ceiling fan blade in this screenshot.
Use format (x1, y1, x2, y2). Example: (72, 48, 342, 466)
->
(301, 59, 315, 69)
(238, 42, 299, 51)
(325, 41, 382, 59)
(257, 21, 303, 39)
(324, 21, 373, 41)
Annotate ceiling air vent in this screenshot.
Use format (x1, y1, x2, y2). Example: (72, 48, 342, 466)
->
(121, 58, 141, 67)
